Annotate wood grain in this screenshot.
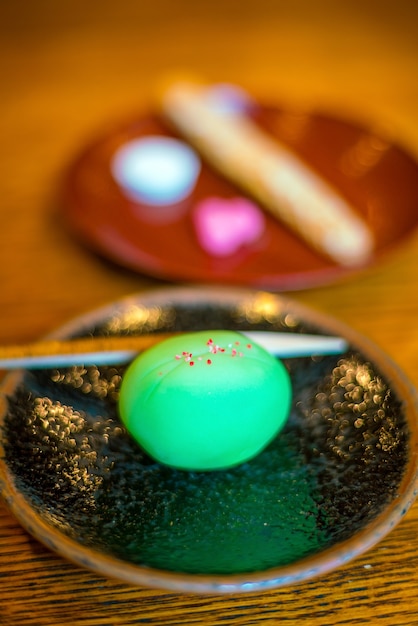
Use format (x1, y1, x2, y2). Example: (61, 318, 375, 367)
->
(1, 1, 418, 624)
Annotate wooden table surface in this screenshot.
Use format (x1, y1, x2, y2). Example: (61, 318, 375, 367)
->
(1, 1, 418, 624)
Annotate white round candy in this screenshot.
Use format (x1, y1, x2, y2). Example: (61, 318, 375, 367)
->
(111, 136, 201, 206)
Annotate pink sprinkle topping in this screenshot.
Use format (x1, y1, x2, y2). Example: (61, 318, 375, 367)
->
(174, 336, 249, 366)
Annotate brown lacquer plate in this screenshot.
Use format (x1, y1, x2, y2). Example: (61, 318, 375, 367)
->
(62, 95, 418, 290)
(0, 287, 418, 594)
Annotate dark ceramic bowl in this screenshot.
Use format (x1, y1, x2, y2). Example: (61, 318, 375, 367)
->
(1, 287, 417, 594)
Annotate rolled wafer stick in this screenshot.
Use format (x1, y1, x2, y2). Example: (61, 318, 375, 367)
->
(160, 82, 374, 266)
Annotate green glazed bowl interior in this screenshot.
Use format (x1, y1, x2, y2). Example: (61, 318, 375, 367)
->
(0, 286, 417, 594)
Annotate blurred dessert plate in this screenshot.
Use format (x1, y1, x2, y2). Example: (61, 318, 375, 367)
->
(63, 83, 418, 289)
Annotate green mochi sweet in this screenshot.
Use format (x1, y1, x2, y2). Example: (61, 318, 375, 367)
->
(118, 330, 292, 471)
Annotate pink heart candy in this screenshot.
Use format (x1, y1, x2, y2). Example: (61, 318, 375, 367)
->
(193, 196, 265, 257)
